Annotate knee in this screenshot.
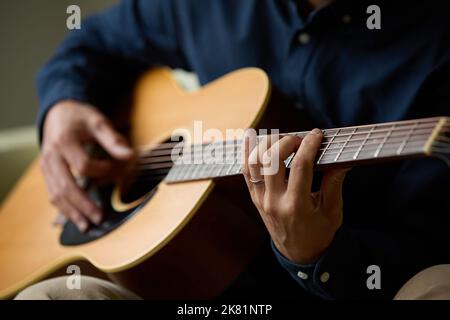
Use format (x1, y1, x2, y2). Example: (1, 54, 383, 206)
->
(394, 264, 450, 300)
(14, 275, 142, 300)
(15, 277, 67, 300)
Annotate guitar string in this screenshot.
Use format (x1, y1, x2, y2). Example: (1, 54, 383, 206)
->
(133, 141, 449, 183)
(136, 121, 440, 155)
(133, 134, 449, 176)
(128, 142, 428, 183)
(133, 133, 433, 169)
(136, 129, 436, 165)
(122, 120, 448, 182)
(137, 128, 436, 160)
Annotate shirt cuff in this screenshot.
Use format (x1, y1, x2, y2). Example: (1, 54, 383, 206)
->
(272, 234, 349, 299)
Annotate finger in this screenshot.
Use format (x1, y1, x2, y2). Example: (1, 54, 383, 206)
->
(61, 141, 114, 177)
(57, 198, 90, 233)
(287, 128, 323, 199)
(41, 155, 90, 232)
(48, 153, 103, 226)
(242, 130, 254, 191)
(243, 129, 266, 209)
(321, 168, 350, 213)
(263, 135, 302, 193)
(248, 134, 267, 184)
(89, 117, 133, 160)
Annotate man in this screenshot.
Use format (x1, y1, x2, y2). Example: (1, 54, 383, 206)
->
(17, 0, 450, 299)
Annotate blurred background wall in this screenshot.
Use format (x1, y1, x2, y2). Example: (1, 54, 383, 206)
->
(0, 0, 117, 200)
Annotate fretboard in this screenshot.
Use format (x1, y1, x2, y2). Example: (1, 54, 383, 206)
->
(164, 117, 448, 183)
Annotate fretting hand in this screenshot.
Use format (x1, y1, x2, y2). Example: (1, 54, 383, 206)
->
(242, 129, 349, 264)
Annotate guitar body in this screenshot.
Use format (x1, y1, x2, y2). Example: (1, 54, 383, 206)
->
(0, 68, 275, 299)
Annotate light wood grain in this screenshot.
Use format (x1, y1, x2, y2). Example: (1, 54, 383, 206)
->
(0, 67, 270, 299)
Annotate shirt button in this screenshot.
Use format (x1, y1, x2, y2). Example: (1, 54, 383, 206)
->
(342, 15, 352, 24)
(297, 32, 310, 44)
(320, 272, 330, 283)
(297, 271, 309, 280)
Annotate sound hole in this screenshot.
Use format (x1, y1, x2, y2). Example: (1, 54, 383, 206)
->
(59, 139, 179, 246)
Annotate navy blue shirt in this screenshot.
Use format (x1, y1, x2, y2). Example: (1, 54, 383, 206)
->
(37, 0, 450, 299)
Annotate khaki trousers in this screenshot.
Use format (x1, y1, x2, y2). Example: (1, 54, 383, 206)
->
(15, 264, 450, 300)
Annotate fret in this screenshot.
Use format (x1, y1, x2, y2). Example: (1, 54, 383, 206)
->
(285, 152, 295, 168)
(197, 160, 209, 179)
(224, 141, 237, 175)
(168, 164, 182, 182)
(182, 164, 195, 181)
(204, 163, 215, 178)
(226, 160, 236, 175)
(319, 139, 427, 163)
(233, 162, 242, 175)
(334, 128, 357, 162)
(163, 117, 444, 183)
(353, 126, 375, 160)
(190, 163, 202, 179)
(317, 129, 339, 164)
(397, 121, 418, 155)
(374, 124, 396, 158)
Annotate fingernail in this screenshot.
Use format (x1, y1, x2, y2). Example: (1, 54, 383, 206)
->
(78, 220, 89, 233)
(312, 128, 322, 135)
(92, 212, 103, 225)
(116, 145, 133, 156)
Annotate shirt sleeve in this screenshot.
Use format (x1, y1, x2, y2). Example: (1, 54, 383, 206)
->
(272, 158, 450, 300)
(271, 240, 331, 300)
(36, 0, 189, 142)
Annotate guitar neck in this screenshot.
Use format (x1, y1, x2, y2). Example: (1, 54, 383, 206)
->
(164, 117, 449, 183)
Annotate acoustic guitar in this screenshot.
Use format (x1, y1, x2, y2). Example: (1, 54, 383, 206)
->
(0, 68, 449, 299)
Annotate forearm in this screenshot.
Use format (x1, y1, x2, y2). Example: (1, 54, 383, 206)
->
(36, 0, 188, 140)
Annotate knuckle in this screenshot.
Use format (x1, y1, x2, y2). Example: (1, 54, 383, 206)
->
(263, 198, 277, 215)
(262, 150, 272, 166)
(291, 158, 309, 171)
(111, 135, 125, 146)
(48, 192, 59, 204)
(248, 150, 259, 166)
(74, 156, 90, 175)
(60, 181, 72, 195)
(284, 201, 297, 215)
(53, 134, 69, 147)
(242, 167, 251, 179)
(91, 116, 107, 131)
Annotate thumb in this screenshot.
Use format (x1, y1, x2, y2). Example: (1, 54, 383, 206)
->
(90, 117, 133, 160)
(320, 168, 350, 214)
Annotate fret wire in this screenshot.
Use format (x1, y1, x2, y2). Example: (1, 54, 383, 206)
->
(318, 133, 430, 152)
(142, 122, 438, 161)
(227, 141, 239, 175)
(319, 140, 425, 160)
(285, 153, 295, 168)
(166, 140, 428, 181)
(139, 131, 433, 168)
(141, 137, 430, 172)
(353, 126, 375, 160)
(162, 118, 444, 182)
(334, 128, 357, 162)
(226, 155, 237, 175)
(140, 118, 441, 157)
(397, 121, 418, 155)
(374, 123, 395, 158)
(141, 126, 437, 163)
(317, 129, 339, 164)
(279, 118, 438, 142)
(191, 163, 202, 179)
